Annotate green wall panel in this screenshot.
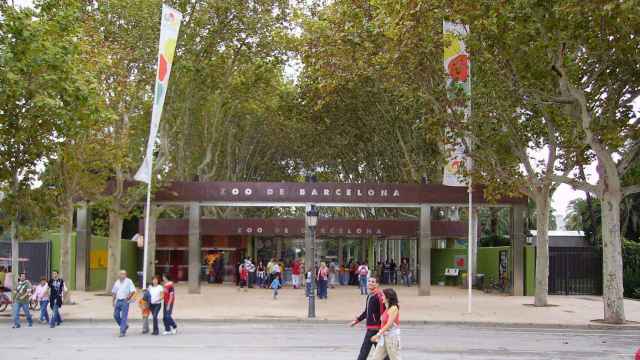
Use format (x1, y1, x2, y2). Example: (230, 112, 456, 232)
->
(45, 232, 138, 292)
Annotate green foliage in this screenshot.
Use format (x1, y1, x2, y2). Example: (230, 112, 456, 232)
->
(295, 1, 447, 183)
(0, 1, 97, 232)
(623, 241, 640, 299)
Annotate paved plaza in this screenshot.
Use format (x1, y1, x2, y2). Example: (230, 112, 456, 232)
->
(3, 322, 639, 359)
(4, 284, 639, 328)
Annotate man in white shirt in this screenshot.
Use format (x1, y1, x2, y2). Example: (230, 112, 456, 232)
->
(112, 270, 136, 337)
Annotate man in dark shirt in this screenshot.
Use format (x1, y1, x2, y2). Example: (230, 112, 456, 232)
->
(48, 270, 65, 328)
(350, 277, 389, 360)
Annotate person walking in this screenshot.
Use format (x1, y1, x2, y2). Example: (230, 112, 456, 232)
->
(239, 263, 248, 291)
(271, 275, 281, 299)
(162, 275, 177, 335)
(12, 272, 33, 329)
(48, 270, 65, 328)
(138, 286, 151, 334)
(257, 261, 266, 288)
(246, 259, 256, 288)
(356, 262, 369, 295)
(272, 261, 282, 284)
(371, 288, 402, 360)
(350, 277, 388, 360)
(148, 276, 164, 335)
(291, 259, 301, 289)
(33, 277, 49, 324)
(111, 270, 136, 337)
(317, 262, 329, 299)
(400, 259, 410, 287)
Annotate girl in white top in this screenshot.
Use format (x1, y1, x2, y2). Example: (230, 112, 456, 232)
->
(148, 276, 164, 335)
(371, 288, 401, 360)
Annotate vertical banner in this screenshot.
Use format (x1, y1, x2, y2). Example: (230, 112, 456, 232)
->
(443, 21, 471, 187)
(134, 5, 183, 183)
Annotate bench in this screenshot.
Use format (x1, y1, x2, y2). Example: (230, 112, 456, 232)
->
(444, 268, 460, 286)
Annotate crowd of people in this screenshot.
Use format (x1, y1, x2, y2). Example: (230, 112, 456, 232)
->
(5, 266, 403, 358)
(7, 270, 66, 329)
(115, 270, 178, 337)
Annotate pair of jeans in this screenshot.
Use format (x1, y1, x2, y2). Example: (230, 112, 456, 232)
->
(113, 299, 130, 335)
(13, 302, 32, 327)
(317, 279, 328, 299)
(50, 302, 62, 327)
(371, 333, 401, 360)
(402, 273, 411, 287)
(359, 276, 368, 295)
(163, 303, 177, 332)
(150, 303, 161, 334)
(357, 329, 390, 360)
(39, 300, 49, 322)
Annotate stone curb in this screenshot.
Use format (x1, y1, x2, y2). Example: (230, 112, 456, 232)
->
(20, 317, 640, 331)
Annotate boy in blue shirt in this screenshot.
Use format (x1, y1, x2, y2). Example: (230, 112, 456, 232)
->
(270, 277, 280, 299)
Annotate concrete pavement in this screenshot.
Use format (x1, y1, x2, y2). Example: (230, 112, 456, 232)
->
(3, 322, 639, 359)
(6, 284, 638, 329)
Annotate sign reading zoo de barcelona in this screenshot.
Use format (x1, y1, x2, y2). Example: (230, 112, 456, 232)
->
(152, 181, 526, 205)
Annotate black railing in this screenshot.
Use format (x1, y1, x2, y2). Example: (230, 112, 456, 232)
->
(549, 247, 602, 296)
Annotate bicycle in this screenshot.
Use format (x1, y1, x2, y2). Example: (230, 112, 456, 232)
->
(0, 287, 12, 312)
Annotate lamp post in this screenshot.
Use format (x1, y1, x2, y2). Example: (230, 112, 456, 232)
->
(306, 204, 319, 318)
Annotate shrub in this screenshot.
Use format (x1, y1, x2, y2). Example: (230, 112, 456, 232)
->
(623, 241, 640, 299)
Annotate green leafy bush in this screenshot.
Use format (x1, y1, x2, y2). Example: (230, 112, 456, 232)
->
(623, 241, 640, 299)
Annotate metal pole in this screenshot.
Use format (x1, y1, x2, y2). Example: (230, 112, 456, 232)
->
(468, 181, 473, 313)
(308, 226, 316, 318)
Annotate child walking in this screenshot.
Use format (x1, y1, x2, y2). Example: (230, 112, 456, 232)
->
(138, 287, 151, 334)
(271, 276, 281, 299)
(33, 277, 49, 324)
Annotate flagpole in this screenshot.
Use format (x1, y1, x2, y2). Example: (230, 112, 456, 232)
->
(142, 164, 153, 290)
(468, 179, 473, 313)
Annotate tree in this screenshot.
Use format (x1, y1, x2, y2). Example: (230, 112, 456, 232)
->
(87, 0, 161, 292)
(0, 2, 94, 288)
(460, 1, 640, 323)
(295, 1, 447, 184)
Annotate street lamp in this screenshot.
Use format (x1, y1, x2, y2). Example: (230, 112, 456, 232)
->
(306, 204, 319, 318)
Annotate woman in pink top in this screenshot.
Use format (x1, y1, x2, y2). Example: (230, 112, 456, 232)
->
(371, 288, 401, 360)
(32, 277, 49, 324)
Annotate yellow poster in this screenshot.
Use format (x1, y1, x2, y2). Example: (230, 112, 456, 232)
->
(90, 250, 108, 269)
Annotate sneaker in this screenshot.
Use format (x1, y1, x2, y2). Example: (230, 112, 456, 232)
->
(170, 328, 177, 335)
(12, 325, 20, 329)
(162, 331, 171, 335)
(118, 333, 125, 338)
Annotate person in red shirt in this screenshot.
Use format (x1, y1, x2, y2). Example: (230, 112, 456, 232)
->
(239, 264, 248, 291)
(162, 276, 177, 335)
(291, 260, 301, 289)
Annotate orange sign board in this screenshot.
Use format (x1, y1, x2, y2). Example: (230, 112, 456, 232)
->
(90, 250, 108, 269)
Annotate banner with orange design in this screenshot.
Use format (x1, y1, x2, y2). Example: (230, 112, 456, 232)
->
(443, 21, 471, 187)
(135, 5, 183, 183)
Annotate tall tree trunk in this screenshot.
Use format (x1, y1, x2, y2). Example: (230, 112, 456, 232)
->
(60, 200, 74, 303)
(534, 193, 550, 307)
(601, 190, 625, 324)
(10, 215, 19, 290)
(105, 210, 123, 293)
(10, 173, 20, 289)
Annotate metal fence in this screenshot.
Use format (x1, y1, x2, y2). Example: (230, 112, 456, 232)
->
(549, 247, 602, 295)
(0, 241, 51, 284)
